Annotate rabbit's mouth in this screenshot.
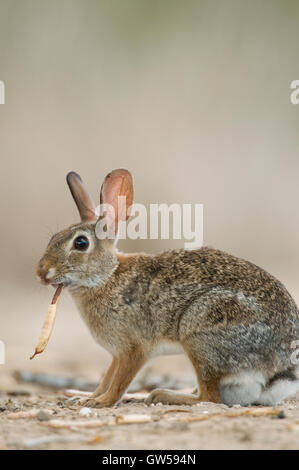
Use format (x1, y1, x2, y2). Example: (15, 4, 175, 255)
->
(39, 278, 62, 288)
(37, 265, 71, 287)
(38, 273, 67, 288)
(49, 277, 71, 288)
(51, 276, 72, 288)
(51, 282, 63, 288)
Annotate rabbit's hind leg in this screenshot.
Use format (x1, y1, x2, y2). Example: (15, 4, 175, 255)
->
(145, 374, 220, 406)
(145, 343, 222, 405)
(145, 388, 200, 406)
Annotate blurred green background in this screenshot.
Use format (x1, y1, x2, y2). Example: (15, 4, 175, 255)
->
(1, 0, 299, 382)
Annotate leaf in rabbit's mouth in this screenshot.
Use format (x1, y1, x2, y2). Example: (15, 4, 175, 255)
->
(30, 284, 64, 360)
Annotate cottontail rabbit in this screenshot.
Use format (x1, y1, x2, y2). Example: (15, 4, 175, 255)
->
(37, 169, 299, 407)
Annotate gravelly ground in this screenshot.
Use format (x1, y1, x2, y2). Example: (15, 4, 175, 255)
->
(1, 381, 299, 450)
(1, 287, 299, 450)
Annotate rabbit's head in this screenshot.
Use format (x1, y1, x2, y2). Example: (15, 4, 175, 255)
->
(36, 169, 133, 289)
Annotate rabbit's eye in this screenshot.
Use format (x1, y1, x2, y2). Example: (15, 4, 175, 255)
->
(73, 236, 89, 251)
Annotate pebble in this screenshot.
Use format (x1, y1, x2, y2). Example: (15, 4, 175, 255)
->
(79, 407, 92, 417)
(36, 410, 53, 422)
(275, 410, 286, 419)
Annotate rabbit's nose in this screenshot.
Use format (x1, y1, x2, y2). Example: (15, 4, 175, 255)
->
(37, 265, 56, 284)
(45, 268, 56, 281)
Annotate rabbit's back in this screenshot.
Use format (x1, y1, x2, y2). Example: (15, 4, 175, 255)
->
(152, 247, 297, 317)
(97, 247, 298, 343)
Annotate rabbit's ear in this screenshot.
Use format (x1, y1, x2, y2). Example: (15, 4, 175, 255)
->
(99, 169, 133, 237)
(66, 171, 97, 222)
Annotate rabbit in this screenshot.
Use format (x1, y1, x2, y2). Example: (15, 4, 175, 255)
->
(36, 169, 299, 408)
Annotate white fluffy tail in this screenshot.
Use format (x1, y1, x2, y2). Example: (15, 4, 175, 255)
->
(220, 370, 299, 406)
(258, 378, 299, 405)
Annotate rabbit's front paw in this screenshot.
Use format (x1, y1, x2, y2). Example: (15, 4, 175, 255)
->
(83, 394, 117, 408)
(66, 396, 89, 406)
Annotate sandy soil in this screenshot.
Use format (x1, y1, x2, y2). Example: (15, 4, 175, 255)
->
(1, 382, 299, 450)
(1, 285, 299, 450)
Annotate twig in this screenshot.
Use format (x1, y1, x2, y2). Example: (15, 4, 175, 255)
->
(44, 418, 114, 429)
(179, 407, 281, 423)
(63, 389, 92, 398)
(44, 414, 152, 429)
(63, 389, 148, 401)
(24, 434, 78, 448)
(115, 414, 151, 424)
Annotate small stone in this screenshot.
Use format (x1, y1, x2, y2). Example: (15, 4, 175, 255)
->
(36, 410, 52, 422)
(275, 410, 286, 419)
(79, 407, 92, 417)
(152, 414, 161, 422)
